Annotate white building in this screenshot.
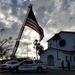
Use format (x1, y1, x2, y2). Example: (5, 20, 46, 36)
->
(40, 31, 75, 67)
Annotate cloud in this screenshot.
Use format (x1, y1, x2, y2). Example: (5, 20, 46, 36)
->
(1, 0, 75, 58)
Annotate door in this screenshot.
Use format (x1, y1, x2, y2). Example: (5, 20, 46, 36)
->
(18, 61, 35, 71)
(47, 55, 54, 66)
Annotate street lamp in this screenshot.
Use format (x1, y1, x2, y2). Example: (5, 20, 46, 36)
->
(22, 42, 31, 58)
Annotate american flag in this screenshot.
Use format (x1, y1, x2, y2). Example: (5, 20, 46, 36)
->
(25, 6, 44, 41)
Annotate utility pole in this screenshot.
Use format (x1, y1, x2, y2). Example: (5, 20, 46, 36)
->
(26, 44, 28, 58)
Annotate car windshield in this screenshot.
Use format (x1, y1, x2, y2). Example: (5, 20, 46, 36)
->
(5, 61, 12, 64)
(5, 61, 18, 64)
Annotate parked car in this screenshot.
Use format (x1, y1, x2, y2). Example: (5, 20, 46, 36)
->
(10, 60, 48, 73)
(0, 60, 19, 70)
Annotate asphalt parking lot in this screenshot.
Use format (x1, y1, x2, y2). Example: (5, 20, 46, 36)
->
(0, 68, 75, 75)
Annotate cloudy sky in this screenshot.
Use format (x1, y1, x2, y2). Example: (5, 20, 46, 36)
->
(0, 0, 75, 58)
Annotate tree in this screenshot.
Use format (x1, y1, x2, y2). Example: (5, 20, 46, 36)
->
(33, 39, 44, 60)
(38, 44, 44, 55)
(0, 28, 14, 59)
(0, 37, 13, 59)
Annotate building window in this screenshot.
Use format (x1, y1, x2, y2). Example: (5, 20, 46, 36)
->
(65, 56, 68, 61)
(70, 56, 72, 62)
(74, 56, 75, 61)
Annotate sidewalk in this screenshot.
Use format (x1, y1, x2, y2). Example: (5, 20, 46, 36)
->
(48, 66, 75, 71)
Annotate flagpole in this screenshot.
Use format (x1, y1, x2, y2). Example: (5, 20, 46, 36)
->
(11, 4, 33, 59)
(17, 4, 33, 41)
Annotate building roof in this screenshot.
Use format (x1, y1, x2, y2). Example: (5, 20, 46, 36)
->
(47, 31, 75, 42)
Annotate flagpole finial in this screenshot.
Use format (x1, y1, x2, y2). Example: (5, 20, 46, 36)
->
(28, 4, 33, 9)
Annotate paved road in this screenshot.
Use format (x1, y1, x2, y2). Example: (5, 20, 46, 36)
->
(0, 69, 75, 75)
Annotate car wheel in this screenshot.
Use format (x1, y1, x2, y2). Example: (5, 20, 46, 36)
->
(11, 68, 18, 73)
(9, 67, 11, 70)
(37, 67, 43, 73)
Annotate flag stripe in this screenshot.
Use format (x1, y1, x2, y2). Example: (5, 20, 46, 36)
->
(26, 19, 39, 31)
(27, 18, 43, 33)
(26, 23, 40, 34)
(26, 18, 43, 37)
(26, 20, 42, 33)
(27, 18, 38, 26)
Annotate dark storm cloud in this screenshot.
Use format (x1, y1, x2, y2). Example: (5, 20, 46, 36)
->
(61, 0, 75, 11)
(33, 0, 55, 27)
(11, 0, 18, 16)
(61, 0, 71, 10)
(10, 0, 30, 17)
(0, 22, 5, 29)
(47, 0, 55, 13)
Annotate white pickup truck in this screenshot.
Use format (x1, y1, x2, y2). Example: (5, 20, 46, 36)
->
(10, 60, 47, 73)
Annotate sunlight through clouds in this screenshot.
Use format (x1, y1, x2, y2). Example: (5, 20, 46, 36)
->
(0, 13, 5, 19)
